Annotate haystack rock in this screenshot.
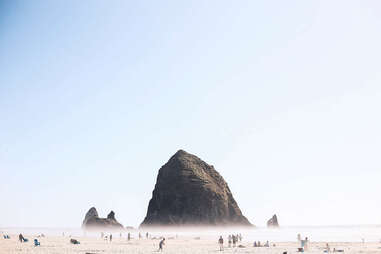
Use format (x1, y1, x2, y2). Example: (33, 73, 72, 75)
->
(267, 214, 279, 227)
(82, 207, 123, 230)
(140, 150, 253, 227)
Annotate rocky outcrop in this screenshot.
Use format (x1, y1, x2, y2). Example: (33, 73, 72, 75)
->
(107, 211, 116, 220)
(82, 207, 123, 230)
(140, 150, 253, 227)
(267, 214, 279, 227)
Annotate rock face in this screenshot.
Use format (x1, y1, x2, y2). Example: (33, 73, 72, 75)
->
(82, 207, 123, 230)
(267, 214, 279, 227)
(141, 150, 252, 227)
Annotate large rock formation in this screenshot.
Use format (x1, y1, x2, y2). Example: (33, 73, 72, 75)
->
(82, 207, 124, 230)
(267, 214, 279, 227)
(140, 150, 252, 227)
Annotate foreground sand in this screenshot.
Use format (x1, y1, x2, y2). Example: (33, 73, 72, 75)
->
(1, 235, 381, 254)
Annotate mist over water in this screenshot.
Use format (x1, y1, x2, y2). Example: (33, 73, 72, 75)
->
(2, 225, 381, 242)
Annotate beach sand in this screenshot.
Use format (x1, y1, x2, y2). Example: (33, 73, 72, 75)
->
(1, 234, 381, 254)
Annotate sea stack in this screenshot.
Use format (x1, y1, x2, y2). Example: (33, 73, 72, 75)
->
(82, 207, 124, 230)
(267, 214, 279, 227)
(140, 150, 252, 227)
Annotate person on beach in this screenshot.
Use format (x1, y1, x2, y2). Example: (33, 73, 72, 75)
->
(301, 237, 308, 251)
(326, 243, 330, 252)
(232, 235, 236, 247)
(128, 232, 131, 241)
(139, 232, 142, 239)
(305, 237, 308, 250)
(228, 235, 232, 247)
(19, 234, 24, 242)
(146, 232, 149, 239)
(110, 234, 112, 242)
(158, 238, 165, 252)
(218, 236, 224, 251)
(254, 241, 257, 247)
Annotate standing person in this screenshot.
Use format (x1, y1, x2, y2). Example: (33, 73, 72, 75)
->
(326, 243, 330, 252)
(228, 235, 232, 247)
(128, 233, 131, 241)
(146, 232, 149, 239)
(304, 237, 308, 251)
(232, 235, 236, 247)
(218, 236, 224, 251)
(139, 232, 142, 239)
(239, 234, 242, 242)
(301, 237, 308, 251)
(110, 234, 112, 242)
(158, 238, 165, 252)
(19, 234, 24, 242)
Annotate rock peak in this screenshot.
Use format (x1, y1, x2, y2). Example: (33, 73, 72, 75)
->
(170, 149, 192, 160)
(141, 150, 252, 227)
(107, 211, 116, 220)
(267, 214, 279, 227)
(84, 207, 99, 220)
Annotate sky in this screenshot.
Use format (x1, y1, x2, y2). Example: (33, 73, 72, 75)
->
(0, 0, 381, 228)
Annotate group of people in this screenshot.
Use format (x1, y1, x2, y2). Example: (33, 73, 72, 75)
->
(217, 234, 243, 251)
(101, 232, 151, 242)
(17, 233, 40, 246)
(297, 234, 309, 251)
(253, 240, 270, 247)
(228, 234, 242, 247)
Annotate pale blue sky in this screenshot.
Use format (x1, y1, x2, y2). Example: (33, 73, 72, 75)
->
(1, 0, 381, 228)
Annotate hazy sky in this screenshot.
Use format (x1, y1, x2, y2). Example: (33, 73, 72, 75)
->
(1, 0, 381, 228)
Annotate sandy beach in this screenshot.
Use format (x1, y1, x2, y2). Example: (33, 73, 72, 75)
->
(1, 233, 381, 254)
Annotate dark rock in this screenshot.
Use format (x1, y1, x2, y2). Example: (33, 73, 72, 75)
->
(267, 214, 279, 227)
(140, 150, 253, 227)
(107, 211, 116, 220)
(82, 207, 123, 230)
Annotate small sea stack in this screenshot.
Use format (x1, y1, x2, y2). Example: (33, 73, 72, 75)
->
(140, 149, 253, 227)
(82, 207, 124, 230)
(267, 214, 279, 227)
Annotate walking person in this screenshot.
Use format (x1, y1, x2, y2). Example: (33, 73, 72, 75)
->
(158, 238, 165, 252)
